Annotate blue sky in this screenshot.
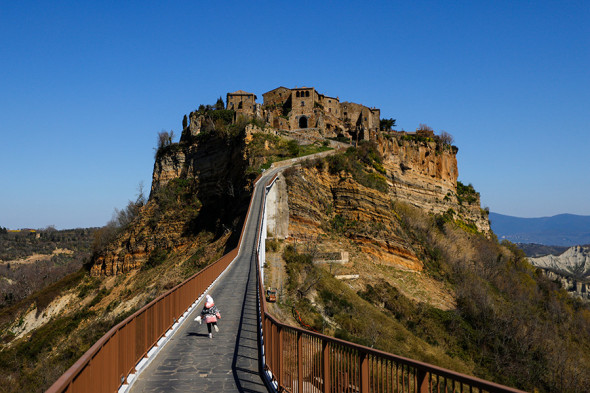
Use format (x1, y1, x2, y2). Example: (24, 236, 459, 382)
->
(1, 1, 588, 229)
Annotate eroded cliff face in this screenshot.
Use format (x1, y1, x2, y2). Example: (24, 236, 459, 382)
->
(287, 168, 424, 271)
(91, 131, 251, 276)
(285, 137, 490, 274)
(378, 136, 489, 233)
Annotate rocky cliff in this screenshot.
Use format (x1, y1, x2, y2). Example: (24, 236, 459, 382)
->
(530, 246, 590, 300)
(283, 136, 490, 275)
(91, 129, 252, 276)
(91, 105, 489, 275)
(378, 135, 489, 233)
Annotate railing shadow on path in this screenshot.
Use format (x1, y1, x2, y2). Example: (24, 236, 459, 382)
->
(230, 252, 270, 393)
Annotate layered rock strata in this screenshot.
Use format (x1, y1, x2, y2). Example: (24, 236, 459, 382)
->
(378, 136, 489, 233)
(284, 136, 490, 273)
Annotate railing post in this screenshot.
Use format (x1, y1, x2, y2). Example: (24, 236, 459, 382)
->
(417, 368, 430, 393)
(278, 325, 284, 389)
(297, 332, 303, 393)
(322, 341, 330, 393)
(360, 351, 369, 393)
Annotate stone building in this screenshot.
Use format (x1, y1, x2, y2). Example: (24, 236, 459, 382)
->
(260, 86, 380, 141)
(226, 90, 257, 118)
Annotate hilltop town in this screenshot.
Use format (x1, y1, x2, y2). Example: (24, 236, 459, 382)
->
(184, 86, 418, 143)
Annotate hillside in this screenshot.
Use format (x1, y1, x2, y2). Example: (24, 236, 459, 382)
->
(0, 228, 95, 307)
(489, 212, 590, 246)
(264, 143, 590, 393)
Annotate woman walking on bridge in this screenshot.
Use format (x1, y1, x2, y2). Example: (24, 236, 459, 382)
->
(196, 294, 221, 338)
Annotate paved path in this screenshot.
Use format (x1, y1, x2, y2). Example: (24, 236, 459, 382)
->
(130, 169, 278, 393)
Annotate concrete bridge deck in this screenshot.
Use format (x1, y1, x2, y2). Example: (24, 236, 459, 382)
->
(129, 169, 277, 393)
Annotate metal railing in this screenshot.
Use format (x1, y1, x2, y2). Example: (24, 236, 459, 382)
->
(255, 175, 528, 393)
(46, 173, 262, 393)
(46, 249, 239, 393)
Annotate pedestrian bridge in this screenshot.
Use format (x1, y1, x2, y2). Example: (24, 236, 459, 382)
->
(47, 162, 526, 393)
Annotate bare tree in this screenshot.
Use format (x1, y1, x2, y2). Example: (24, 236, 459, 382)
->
(438, 131, 454, 145)
(157, 130, 175, 150)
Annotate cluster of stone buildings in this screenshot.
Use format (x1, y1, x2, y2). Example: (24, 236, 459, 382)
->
(225, 86, 381, 141)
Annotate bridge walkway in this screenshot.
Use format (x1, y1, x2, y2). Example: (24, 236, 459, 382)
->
(129, 171, 275, 392)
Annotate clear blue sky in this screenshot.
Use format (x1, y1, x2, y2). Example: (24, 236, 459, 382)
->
(1, 1, 588, 229)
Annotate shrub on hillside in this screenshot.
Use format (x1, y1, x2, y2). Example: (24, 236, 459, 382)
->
(325, 141, 388, 192)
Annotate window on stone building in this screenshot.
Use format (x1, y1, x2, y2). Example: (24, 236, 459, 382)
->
(301, 101, 305, 106)
(238, 102, 243, 109)
(296, 91, 300, 97)
(329, 108, 331, 112)
(305, 91, 310, 97)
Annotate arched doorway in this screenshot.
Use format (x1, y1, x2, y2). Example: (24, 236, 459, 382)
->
(299, 116, 308, 129)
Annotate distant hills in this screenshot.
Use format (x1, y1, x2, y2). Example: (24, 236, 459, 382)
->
(489, 212, 590, 247)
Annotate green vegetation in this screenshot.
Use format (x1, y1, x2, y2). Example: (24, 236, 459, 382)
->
(380, 117, 396, 130)
(325, 141, 388, 192)
(142, 247, 168, 270)
(280, 200, 590, 392)
(0, 229, 95, 308)
(153, 178, 201, 215)
(245, 133, 332, 174)
(456, 181, 479, 205)
(280, 245, 471, 370)
(401, 133, 436, 144)
(327, 135, 351, 143)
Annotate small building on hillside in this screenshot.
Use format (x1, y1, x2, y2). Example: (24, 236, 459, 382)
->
(226, 90, 257, 118)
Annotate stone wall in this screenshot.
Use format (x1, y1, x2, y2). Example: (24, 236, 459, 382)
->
(262, 86, 291, 107)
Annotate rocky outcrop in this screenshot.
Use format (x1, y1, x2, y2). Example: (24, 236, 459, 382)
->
(91, 130, 251, 276)
(378, 135, 490, 233)
(540, 268, 590, 300)
(286, 169, 424, 271)
(284, 136, 490, 273)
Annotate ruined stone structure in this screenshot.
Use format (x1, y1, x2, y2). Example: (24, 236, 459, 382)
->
(257, 86, 381, 141)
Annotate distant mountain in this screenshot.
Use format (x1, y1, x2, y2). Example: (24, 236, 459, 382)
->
(489, 213, 590, 246)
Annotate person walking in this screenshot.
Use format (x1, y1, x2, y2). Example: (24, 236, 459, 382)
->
(195, 294, 221, 338)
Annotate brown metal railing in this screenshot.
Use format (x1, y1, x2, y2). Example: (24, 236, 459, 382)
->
(46, 173, 262, 393)
(46, 249, 238, 393)
(256, 176, 528, 393)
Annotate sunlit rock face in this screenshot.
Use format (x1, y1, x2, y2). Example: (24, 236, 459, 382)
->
(285, 136, 490, 273)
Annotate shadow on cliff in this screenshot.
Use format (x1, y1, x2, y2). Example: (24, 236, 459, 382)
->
(179, 132, 253, 254)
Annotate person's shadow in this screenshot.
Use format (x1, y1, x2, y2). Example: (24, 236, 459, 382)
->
(186, 332, 210, 338)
